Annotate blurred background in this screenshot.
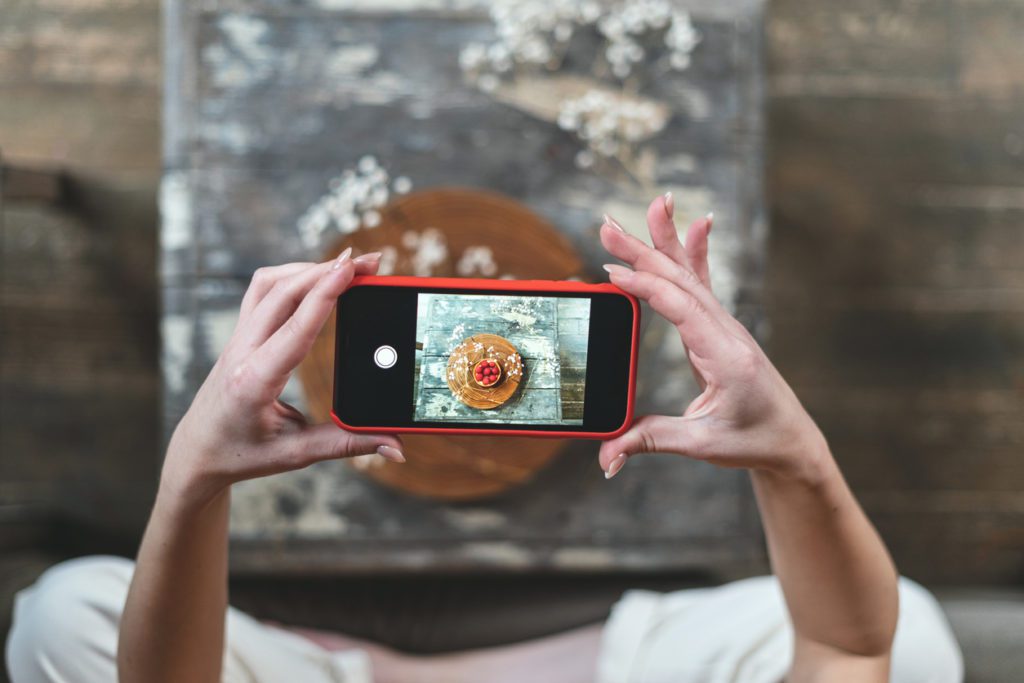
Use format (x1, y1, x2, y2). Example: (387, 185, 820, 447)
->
(1, 0, 1022, 681)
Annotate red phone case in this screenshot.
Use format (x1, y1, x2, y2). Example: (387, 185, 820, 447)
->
(330, 275, 640, 440)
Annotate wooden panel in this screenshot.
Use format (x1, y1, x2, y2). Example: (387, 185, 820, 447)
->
(765, 0, 1024, 584)
(0, 0, 161, 171)
(0, 192, 161, 534)
(0, 0, 162, 534)
(770, 0, 955, 96)
(0, 0, 160, 88)
(769, 96, 1024, 189)
(952, 0, 1024, 99)
(868, 496, 1024, 585)
(0, 0, 163, 567)
(0, 84, 160, 172)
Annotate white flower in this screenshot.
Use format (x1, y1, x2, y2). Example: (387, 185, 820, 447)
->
(558, 88, 668, 167)
(294, 156, 410, 248)
(357, 155, 378, 173)
(456, 245, 499, 277)
(392, 176, 413, 194)
(403, 227, 449, 276)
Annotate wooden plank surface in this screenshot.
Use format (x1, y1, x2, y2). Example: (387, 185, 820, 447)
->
(766, 0, 1024, 584)
(162, 0, 769, 573)
(0, 184, 161, 536)
(414, 295, 588, 424)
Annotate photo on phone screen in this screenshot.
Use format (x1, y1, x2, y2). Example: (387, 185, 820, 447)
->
(332, 279, 636, 435)
(412, 293, 591, 426)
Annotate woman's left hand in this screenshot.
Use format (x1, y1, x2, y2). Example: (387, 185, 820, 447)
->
(597, 195, 827, 482)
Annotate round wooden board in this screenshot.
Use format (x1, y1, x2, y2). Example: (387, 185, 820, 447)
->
(297, 187, 587, 501)
(447, 334, 522, 410)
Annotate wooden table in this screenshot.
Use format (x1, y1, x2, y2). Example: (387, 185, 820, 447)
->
(162, 0, 769, 576)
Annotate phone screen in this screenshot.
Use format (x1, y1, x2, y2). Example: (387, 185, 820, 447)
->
(333, 283, 635, 434)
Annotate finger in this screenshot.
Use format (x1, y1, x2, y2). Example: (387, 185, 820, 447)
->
(598, 414, 701, 476)
(249, 258, 361, 382)
(236, 251, 379, 351)
(604, 265, 725, 358)
(240, 262, 318, 320)
(240, 251, 383, 323)
(683, 214, 713, 290)
(283, 423, 405, 467)
(601, 223, 727, 322)
(646, 193, 689, 266)
(602, 222, 713, 388)
(241, 251, 351, 349)
(602, 222, 757, 352)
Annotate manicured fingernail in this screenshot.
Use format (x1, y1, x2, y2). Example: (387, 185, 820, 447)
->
(605, 453, 627, 479)
(603, 213, 625, 232)
(376, 444, 405, 463)
(664, 191, 674, 219)
(331, 247, 353, 270)
(602, 263, 633, 281)
(354, 251, 382, 264)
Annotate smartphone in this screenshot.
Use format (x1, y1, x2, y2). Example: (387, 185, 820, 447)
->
(330, 276, 639, 438)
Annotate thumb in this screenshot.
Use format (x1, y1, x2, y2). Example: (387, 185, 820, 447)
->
(286, 423, 405, 466)
(598, 415, 696, 478)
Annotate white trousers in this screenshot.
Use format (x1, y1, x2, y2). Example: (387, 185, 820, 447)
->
(6, 556, 963, 683)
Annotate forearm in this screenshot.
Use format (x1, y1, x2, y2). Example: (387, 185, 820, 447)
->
(113, 255, 393, 681)
(118, 445, 231, 683)
(596, 195, 900, 677)
(751, 429, 898, 660)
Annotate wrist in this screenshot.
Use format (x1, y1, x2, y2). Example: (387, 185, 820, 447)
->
(158, 425, 230, 516)
(760, 420, 836, 489)
(157, 463, 228, 518)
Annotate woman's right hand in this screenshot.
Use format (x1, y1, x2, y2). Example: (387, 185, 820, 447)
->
(160, 249, 404, 509)
(597, 195, 829, 482)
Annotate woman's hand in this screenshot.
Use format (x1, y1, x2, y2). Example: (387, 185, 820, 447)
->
(598, 194, 827, 482)
(160, 249, 404, 508)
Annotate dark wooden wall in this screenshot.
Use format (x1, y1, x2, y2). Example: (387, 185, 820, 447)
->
(1, 0, 1022, 585)
(766, 0, 1024, 584)
(0, 0, 162, 544)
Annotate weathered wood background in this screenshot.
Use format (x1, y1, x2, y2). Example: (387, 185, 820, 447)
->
(766, 0, 1024, 584)
(158, 0, 768, 574)
(1, 0, 1022, 584)
(0, 0, 163, 547)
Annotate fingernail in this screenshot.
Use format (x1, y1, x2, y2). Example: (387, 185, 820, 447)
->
(331, 247, 353, 270)
(705, 212, 714, 233)
(354, 251, 382, 264)
(603, 213, 625, 232)
(605, 453, 627, 479)
(376, 444, 405, 463)
(664, 191, 674, 219)
(602, 263, 633, 281)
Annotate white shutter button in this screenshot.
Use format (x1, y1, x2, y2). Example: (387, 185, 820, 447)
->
(373, 345, 397, 369)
